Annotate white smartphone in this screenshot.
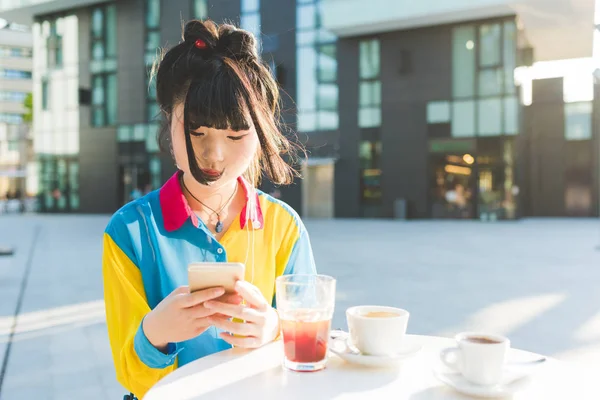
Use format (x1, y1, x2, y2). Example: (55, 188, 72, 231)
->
(188, 262, 245, 294)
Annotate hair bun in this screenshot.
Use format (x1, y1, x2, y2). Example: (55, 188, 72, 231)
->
(217, 24, 258, 61)
(183, 20, 218, 48)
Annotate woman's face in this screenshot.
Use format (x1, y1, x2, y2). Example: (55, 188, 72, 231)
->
(170, 103, 259, 187)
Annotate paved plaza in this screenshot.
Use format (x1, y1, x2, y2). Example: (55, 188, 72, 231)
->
(0, 215, 599, 399)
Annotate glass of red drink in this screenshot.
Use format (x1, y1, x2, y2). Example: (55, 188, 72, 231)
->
(275, 274, 336, 372)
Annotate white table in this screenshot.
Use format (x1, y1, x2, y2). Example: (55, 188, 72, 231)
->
(144, 335, 594, 399)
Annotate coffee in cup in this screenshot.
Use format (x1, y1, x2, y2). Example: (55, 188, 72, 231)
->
(346, 306, 410, 356)
(440, 332, 510, 386)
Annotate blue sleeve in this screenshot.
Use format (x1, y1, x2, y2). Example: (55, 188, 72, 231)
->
(272, 227, 317, 308)
(283, 228, 317, 276)
(134, 318, 183, 368)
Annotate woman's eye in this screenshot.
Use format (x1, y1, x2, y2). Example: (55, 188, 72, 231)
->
(228, 135, 245, 141)
(190, 131, 204, 137)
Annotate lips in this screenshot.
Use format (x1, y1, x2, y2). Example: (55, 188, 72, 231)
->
(201, 169, 222, 177)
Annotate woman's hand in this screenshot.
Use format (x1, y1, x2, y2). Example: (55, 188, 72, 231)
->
(143, 286, 242, 352)
(204, 280, 280, 348)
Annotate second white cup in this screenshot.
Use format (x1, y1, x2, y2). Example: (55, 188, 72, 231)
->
(440, 332, 510, 386)
(346, 305, 410, 356)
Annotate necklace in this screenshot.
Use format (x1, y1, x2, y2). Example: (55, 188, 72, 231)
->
(180, 177, 238, 234)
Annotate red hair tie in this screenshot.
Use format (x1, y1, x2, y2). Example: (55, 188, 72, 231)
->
(194, 39, 207, 49)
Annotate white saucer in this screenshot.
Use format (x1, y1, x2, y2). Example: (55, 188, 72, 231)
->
(328, 332, 422, 368)
(433, 364, 533, 399)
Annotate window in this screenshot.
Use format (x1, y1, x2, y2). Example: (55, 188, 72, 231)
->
(452, 26, 475, 98)
(193, 0, 208, 19)
(449, 19, 519, 137)
(479, 24, 501, 67)
(92, 74, 117, 126)
(504, 96, 518, 135)
(0, 114, 24, 124)
(359, 139, 382, 216)
(503, 21, 516, 94)
(0, 46, 31, 58)
(146, 0, 160, 29)
(451, 101, 475, 137)
(296, 0, 338, 132)
(359, 39, 381, 128)
(150, 156, 162, 189)
(47, 19, 63, 68)
(0, 91, 28, 102)
(0, 69, 32, 79)
(145, 0, 160, 121)
(427, 101, 451, 124)
(359, 40, 380, 79)
(478, 98, 502, 136)
(241, 0, 261, 51)
(91, 4, 118, 127)
(565, 102, 592, 141)
(42, 79, 49, 110)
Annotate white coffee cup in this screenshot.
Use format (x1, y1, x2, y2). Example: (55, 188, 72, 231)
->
(346, 305, 410, 356)
(440, 332, 510, 386)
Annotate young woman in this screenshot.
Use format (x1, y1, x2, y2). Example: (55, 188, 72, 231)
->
(102, 20, 316, 398)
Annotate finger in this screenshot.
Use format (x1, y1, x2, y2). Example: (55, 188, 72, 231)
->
(219, 332, 261, 348)
(187, 304, 217, 319)
(204, 301, 264, 323)
(210, 316, 258, 337)
(216, 293, 243, 305)
(179, 287, 225, 308)
(234, 281, 269, 311)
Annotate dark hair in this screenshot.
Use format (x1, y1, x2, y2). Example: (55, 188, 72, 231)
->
(152, 19, 299, 186)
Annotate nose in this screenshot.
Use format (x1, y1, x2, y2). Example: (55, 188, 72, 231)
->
(199, 135, 225, 164)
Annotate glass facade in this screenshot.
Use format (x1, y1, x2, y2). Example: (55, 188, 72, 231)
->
(0, 69, 32, 79)
(449, 20, 518, 137)
(0, 91, 28, 102)
(296, 0, 338, 132)
(91, 4, 117, 127)
(192, 0, 208, 19)
(145, 0, 160, 121)
(358, 38, 382, 217)
(34, 15, 81, 212)
(429, 18, 519, 220)
(565, 101, 592, 141)
(359, 39, 381, 128)
(240, 0, 261, 51)
(0, 46, 32, 57)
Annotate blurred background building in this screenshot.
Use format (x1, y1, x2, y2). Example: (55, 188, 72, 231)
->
(0, 0, 597, 219)
(0, 20, 33, 209)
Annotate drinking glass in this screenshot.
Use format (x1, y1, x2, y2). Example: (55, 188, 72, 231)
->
(275, 274, 336, 372)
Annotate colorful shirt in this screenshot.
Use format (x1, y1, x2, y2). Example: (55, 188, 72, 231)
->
(102, 171, 316, 398)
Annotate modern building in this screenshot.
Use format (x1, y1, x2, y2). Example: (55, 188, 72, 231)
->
(0, 21, 33, 203)
(0, 0, 597, 218)
(320, 0, 599, 219)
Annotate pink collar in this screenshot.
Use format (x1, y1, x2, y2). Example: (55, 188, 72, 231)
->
(159, 171, 264, 232)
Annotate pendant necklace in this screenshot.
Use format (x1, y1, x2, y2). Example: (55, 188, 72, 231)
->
(181, 178, 237, 234)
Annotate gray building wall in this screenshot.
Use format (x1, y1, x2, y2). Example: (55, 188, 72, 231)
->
(117, 0, 146, 125)
(77, 7, 119, 213)
(528, 78, 566, 216)
(380, 26, 452, 219)
(336, 25, 452, 219)
(335, 38, 360, 218)
(260, 0, 302, 212)
(592, 83, 600, 217)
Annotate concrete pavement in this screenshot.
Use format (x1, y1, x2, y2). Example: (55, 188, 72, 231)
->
(0, 215, 599, 399)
